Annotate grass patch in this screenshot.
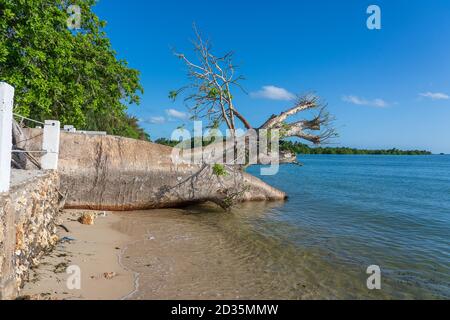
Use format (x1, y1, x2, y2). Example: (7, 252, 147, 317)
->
(212, 164, 228, 177)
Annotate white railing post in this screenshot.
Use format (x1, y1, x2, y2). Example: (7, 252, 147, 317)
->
(41, 120, 60, 170)
(0, 82, 14, 193)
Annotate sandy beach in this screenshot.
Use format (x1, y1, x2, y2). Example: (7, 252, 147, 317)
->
(20, 205, 310, 300)
(20, 204, 325, 300)
(19, 210, 136, 300)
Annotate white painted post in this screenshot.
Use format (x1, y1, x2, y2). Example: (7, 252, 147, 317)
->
(0, 82, 14, 193)
(41, 120, 60, 170)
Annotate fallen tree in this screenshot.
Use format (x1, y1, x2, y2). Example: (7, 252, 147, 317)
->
(163, 27, 336, 209)
(19, 129, 286, 211)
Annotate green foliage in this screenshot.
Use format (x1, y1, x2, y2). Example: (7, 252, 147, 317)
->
(279, 122, 291, 138)
(207, 87, 219, 99)
(154, 138, 180, 148)
(112, 115, 150, 141)
(280, 141, 432, 156)
(155, 136, 222, 149)
(212, 164, 228, 176)
(168, 90, 178, 101)
(0, 0, 147, 140)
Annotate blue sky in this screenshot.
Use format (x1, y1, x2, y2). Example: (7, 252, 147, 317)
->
(94, 0, 450, 153)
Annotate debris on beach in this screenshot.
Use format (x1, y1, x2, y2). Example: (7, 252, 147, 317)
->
(78, 213, 95, 225)
(97, 211, 108, 218)
(16, 293, 57, 300)
(56, 224, 70, 232)
(53, 262, 69, 273)
(103, 272, 117, 280)
(59, 236, 76, 244)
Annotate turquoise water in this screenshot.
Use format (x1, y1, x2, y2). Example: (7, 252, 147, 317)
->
(246, 155, 450, 299)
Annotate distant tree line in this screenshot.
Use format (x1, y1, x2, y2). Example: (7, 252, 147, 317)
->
(154, 138, 432, 155)
(154, 137, 215, 149)
(279, 141, 432, 155)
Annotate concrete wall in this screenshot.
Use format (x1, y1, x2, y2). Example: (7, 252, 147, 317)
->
(0, 170, 60, 299)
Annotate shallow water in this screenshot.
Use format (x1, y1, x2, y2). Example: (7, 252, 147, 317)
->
(116, 155, 450, 299)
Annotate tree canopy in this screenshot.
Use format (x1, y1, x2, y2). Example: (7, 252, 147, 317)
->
(0, 0, 148, 140)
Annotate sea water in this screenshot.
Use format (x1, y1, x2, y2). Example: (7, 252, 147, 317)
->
(118, 155, 450, 299)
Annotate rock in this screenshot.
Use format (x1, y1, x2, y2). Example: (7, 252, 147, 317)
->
(78, 213, 95, 225)
(50, 234, 59, 245)
(31, 258, 40, 267)
(103, 272, 116, 280)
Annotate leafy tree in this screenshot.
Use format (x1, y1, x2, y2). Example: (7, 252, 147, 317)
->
(0, 0, 147, 139)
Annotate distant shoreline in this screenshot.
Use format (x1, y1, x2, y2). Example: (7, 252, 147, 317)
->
(279, 141, 433, 156)
(154, 138, 435, 156)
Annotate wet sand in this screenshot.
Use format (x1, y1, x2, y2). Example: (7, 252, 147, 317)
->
(111, 207, 315, 300)
(20, 205, 340, 300)
(20, 210, 136, 300)
(21, 204, 399, 300)
(22, 205, 320, 300)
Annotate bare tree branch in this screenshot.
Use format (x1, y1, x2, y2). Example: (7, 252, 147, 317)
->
(258, 95, 337, 145)
(172, 25, 250, 131)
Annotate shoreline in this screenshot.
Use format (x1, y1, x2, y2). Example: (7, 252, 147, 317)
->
(20, 210, 137, 300)
(21, 205, 313, 300)
(19, 195, 449, 300)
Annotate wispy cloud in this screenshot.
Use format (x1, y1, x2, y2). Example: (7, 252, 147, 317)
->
(342, 95, 389, 108)
(419, 92, 449, 100)
(250, 85, 296, 101)
(143, 116, 166, 124)
(166, 108, 189, 120)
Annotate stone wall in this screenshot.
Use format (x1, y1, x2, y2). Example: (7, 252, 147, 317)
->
(0, 170, 60, 299)
(0, 194, 15, 299)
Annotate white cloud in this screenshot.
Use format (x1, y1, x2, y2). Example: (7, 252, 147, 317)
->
(419, 92, 449, 100)
(372, 98, 389, 108)
(166, 108, 189, 120)
(250, 85, 296, 101)
(145, 116, 166, 124)
(342, 95, 389, 108)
